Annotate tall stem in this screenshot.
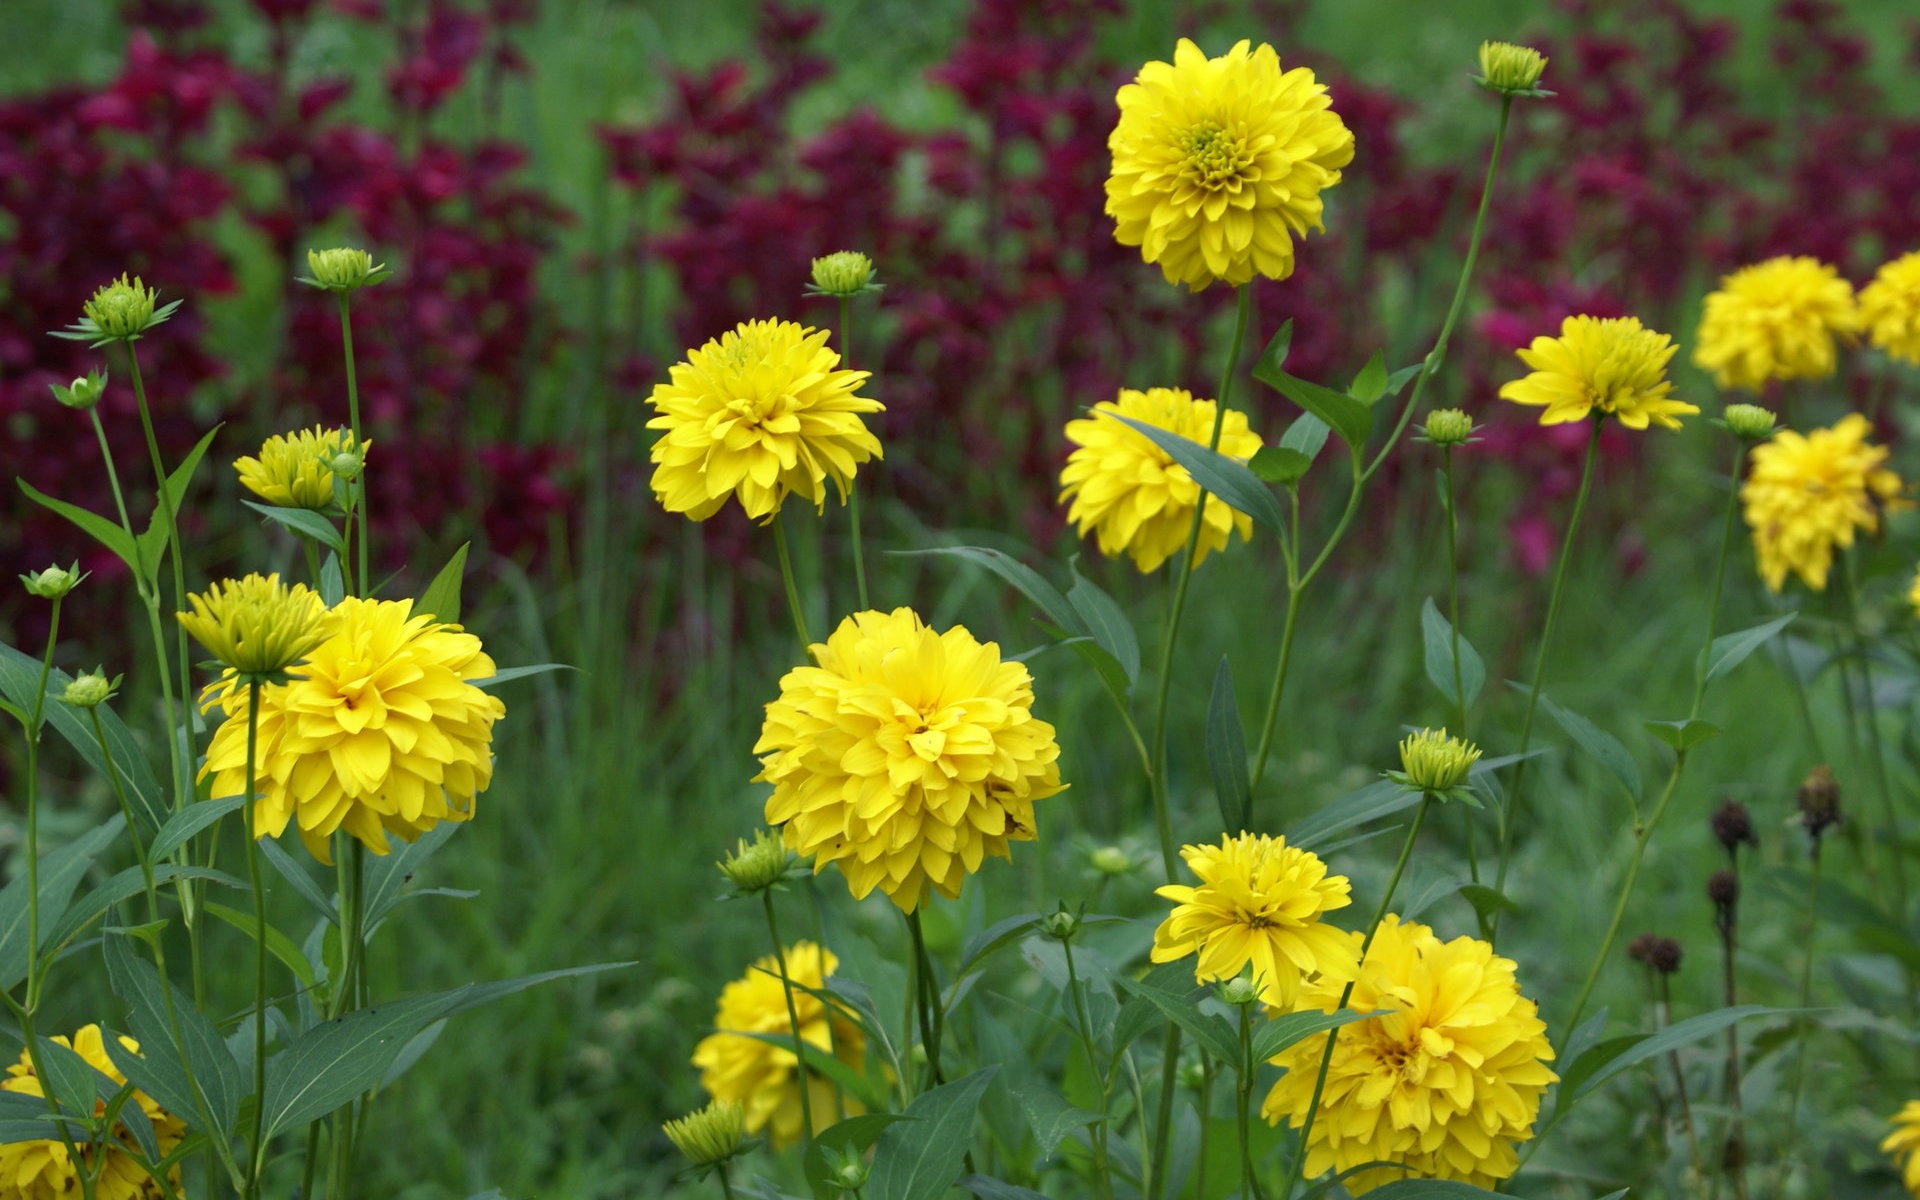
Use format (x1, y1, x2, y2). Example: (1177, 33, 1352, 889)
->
(1719, 883, 1749, 1200)
(1247, 583, 1304, 795)
(1236, 1006, 1256, 1200)
(772, 513, 813, 654)
(762, 892, 817, 1150)
(1061, 936, 1115, 1200)
(242, 682, 268, 1200)
(23, 599, 59, 1012)
(839, 294, 871, 612)
(126, 344, 193, 804)
(1690, 444, 1746, 713)
(1837, 562, 1911, 910)
(337, 295, 370, 595)
(1783, 839, 1823, 1144)
(1491, 421, 1601, 937)
(905, 911, 946, 1087)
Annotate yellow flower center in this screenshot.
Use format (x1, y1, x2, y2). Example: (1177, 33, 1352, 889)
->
(1179, 121, 1255, 191)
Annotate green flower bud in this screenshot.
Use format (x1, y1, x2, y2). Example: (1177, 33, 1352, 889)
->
(50, 370, 109, 411)
(1040, 908, 1081, 942)
(328, 449, 367, 480)
(20, 563, 84, 601)
(807, 251, 880, 298)
(1721, 403, 1778, 441)
(1177, 1059, 1208, 1092)
(1391, 727, 1482, 799)
(54, 275, 179, 345)
(301, 247, 389, 293)
(1216, 976, 1260, 1007)
(1475, 41, 1550, 96)
(822, 1145, 871, 1192)
(1419, 407, 1476, 447)
(62, 670, 116, 709)
(1089, 844, 1136, 876)
(717, 828, 795, 895)
(661, 1100, 745, 1168)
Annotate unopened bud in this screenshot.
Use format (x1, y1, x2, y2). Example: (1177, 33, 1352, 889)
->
(1391, 728, 1482, 799)
(1722, 403, 1778, 441)
(807, 251, 880, 298)
(1089, 845, 1136, 877)
(51, 370, 108, 411)
(61, 670, 116, 709)
(718, 829, 794, 896)
(302, 247, 389, 293)
(661, 1100, 745, 1168)
(20, 563, 84, 600)
(1217, 976, 1259, 1007)
(821, 1145, 871, 1192)
(1040, 909, 1081, 942)
(1475, 41, 1550, 96)
(1420, 408, 1476, 447)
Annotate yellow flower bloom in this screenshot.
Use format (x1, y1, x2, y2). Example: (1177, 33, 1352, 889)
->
(755, 608, 1064, 911)
(1262, 915, 1558, 1194)
(0, 1024, 186, 1200)
(1742, 414, 1906, 592)
(1394, 727, 1481, 795)
(1105, 39, 1353, 291)
(1059, 387, 1261, 573)
(1860, 250, 1920, 366)
(1693, 256, 1860, 392)
(1498, 315, 1696, 430)
(1150, 832, 1358, 1009)
(662, 1100, 746, 1168)
(177, 573, 329, 677)
(234, 426, 368, 511)
(1884, 1100, 1920, 1196)
(199, 597, 506, 861)
(692, 942, 866, 1150)
(647, 318, 882, 523)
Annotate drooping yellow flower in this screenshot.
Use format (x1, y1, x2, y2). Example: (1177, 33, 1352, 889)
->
(234, 426, 368, 511)
(177, 573, 328, 678)
(1860, 250, 1920, 366)
(1693, 256, 1860, 392)
(1884, 1100, 1920, 1196)
(1498, 315, 1697, 430)
(1105, 39, 1353, 291)
(199, 596, 506, 861)
(755, 608, 1064, 911)
(692, 942, 867, 1150)
(1742, 414, 1906, 592)
(0, 1024, 186, 1200)
(1262, 915, 1558, 1194)
(1150, 832, 1358, 1009)
(647, 318, 882, 523)
(1058, 387, 1261, 573)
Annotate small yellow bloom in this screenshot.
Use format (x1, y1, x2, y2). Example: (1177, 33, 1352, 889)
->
(177, 573, 328, 677)
(1883, 1100, 1920, 1196)
(1106, 39, 1353, 291)
(1262, 915, 1558, 1194)
(1860, 250, 1920, 365)
(1059, 387, 1261, 573)
(1475, 41, 1549, 95)
(234, 426, 369, 511)
(1693, 256, 1859, 392)
(807, 251, 879, 297)
(662, 1100, 746, 1168)
(1742, 414, 1905, 592)
(1150, 832, 1358, 1009)
(1393, 727, 1481, 796)
(648, 319, 882, 523)
(755, 608, 1064, 911)
(1499, 315, 1696, 430)
(302, 247, 388, 292)
(0, 1024, 186, 1200)
(692, 942, 867, 1150)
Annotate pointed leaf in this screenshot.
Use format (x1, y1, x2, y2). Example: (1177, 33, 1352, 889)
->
(869, 1068, 997, 1200)
(149, 796, 249, 863)
(17, 479, 140, 573)
(1420, 598, 1485, 712)
(363, 821, 462, 928)
(0, 646, 167, 837)
(1111, 976, 1237, 1064)
(1251, 1007, 1376, 1062)
(416, 542, 470, 624)
(893, 547, 1084, 638)
(1101, 412, 1287, 534)
(242, 500, 344, 553)
(468, 663, 575, 690)
(1644, 718, 1722, 751)
(1706, 614, 1797, 682)
(1253, 363, 1371, 449)
(135, 425, 222, 574)
(807, 1114, 913, 1199)
(1279, 413, 1330, 462)
(0, 818, 124, 989)
(1550, 1005, 1797, 1124)
(103, 931, 242, 1137)
(1349, 352, 1389, 406)
(1066, 560, 1139, 683)
(1249, 446, 1312, 486)
(1206, 658, 1251, 833)
(1525, 688, 1640, 799)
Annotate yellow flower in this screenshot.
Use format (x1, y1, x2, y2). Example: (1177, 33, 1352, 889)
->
(755, 608, 1064, 911)
(647, 318, 882, 523)
(0, 1024, 186, 1200)
(662, 1100, 746, 1168)
(199, 597, 506, 861)
(1393, 727, 1481, 796)
(1475, 41, 1549, 95)
(1105, 39, 1353, 291)
(1498, 315, 1696, 430)
(1742, 414, 1905, 591)
(1059, 387, 1262, 573)
(177, 573, 329, 678)
(1150, 832, 1358, 1009)
(1262, 915, 1558, 1194)
(234, 426, 368, 511)
(1884, 1100, 1920, 1196)
(1693, 256, 1860, 391)
(1860, 250, 1920, 366)
(692, 942, 867, 1150)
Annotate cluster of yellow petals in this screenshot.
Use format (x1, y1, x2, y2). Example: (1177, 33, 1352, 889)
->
(1106, 39, 1353, 290)
(691, 942, 866, 1150)
(0, 1025, 185, 1200)
(1860, 250, 1920, 366)
(233, 426, 367, 511)
(1498, 315, 1696, 430)
(755, 608, 1064, 912)
(1884, 1100, 1920, 1197)
(1059, 387, 1261, 573)
(200, 596, 507, 861)
(1693, 256, 1859, 392)
(647, 318, 882, 523)
(1741, 414, 1906, 592)
(1262, 916, 1558, 1195)
(1150, 832, 1357, 1009)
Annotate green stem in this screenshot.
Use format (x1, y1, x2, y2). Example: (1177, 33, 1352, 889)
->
(762, 891, 817, 1150)
(337, 294, 369, 595)
(1061, 936, 1115, 1200)
(1837, 561, 1911, 911)
(1491, 421, 1601, 938)
(1247, 581, 1304, 796)
(905, 911, 946, 1087)
(23, 599, 59, 1011)
(242, 682, 268, 1200)
(1783, 838, 1823, 1148)
(718, 1165, 738, 1200)
(1442, 449, 1469, 735)
(1236, 1006, 1256, 1200)
(8, 997, 97, 1200)
(1690, 443, 1747, 713)
(839, 294, 871, 612)
(126, 344, 193, 805)
(1279, 794, 1432, 1199)
(772, 513, 813, 654)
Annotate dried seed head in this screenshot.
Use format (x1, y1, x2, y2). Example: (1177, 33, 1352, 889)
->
(1711, 799, 1757, 854)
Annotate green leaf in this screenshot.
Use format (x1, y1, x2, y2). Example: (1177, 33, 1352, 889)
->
(806, 1114, 912, 1200)
(256, 837, 337, 925)
(1111, 977, 1238, 1064)
(318, 554, 346, 606)
(1549, 1005, 1796, 1126)
(868, 1068, 997, 1200)
(44, 864, 234, 959)
(0, 818, 124, 990)
(1258, 320, 1294, 376)
(1066, 560, 1138, 683)
(1291, 780, 1416, 851)
(1206, 658, 1251, 833)
(735, 1028, 891, 1113)
(1384, 363, 1424, 396)
(149, 796, 249, 863)
(894, 547, 1083, 638)
(1706, 613, 1797, 682)
(1349, 351, 1390, 406)
(1249, 446, 1312, 486)
(1419, 598, 1485, 713)
(1457, 885, 1518, 924)
(0, 645, 167, 837)
(363, 821, 461, 928)
(201, 901, 317, 989)
(1279, 413, 1330, 462)
(17, 479, 140, 573)
(1102, 412, 1286, 534)
(33, 1037, 103, 1113)
(1013, 1084, 1098, 1158)
(1251, 1007, 1376, 1062)
(1526, 688, 1640, 799)
(135, 425, 222, 576)
(242, 500, 345, 553)
(262, 963, 628, 1135)
(956, 913, 1045, 981)
(468, 663, 575, 690)
(1644, 718, 1722, 751)
(958, 1177, 1051, 1200)
(1110, 962, 1192, 1060)
(416, 542, 470, 623)
(1253, 363, 1372, 449)
(103, 931, 243, 1138)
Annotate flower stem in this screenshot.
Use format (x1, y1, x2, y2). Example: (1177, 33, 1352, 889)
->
(242, 681, 268, 1200)
(1783, 838, 1823, 1148)
(1236, 1005, 1256, 1200)
(1061, 935, 1115, 1200)
(762, 891, 817, 1150)
(772, 513, 813, 654)
(1491, 420, 1601, 940)
(905, 910, 946, 1088)
(23, 599, 59, 1012)
(125, 343, 194, 803)
(839, 294, 871, 612)
(337, 294, 370, 595)
(1836, 560, 1911, 911)
(1690, 443, 1747, 713)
